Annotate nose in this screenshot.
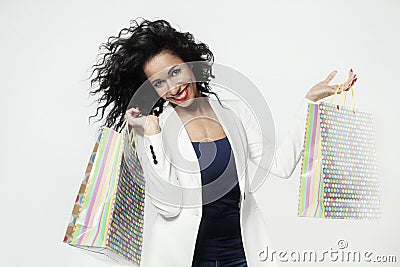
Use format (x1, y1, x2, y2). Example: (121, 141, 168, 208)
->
(166, 79, 174, 90)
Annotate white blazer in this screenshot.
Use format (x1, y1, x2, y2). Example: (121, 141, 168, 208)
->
(133, 95, 315, 267)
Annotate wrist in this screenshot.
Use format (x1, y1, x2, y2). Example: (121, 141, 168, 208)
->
(144, 125, 161, 136)
(143, 116, 161, 135)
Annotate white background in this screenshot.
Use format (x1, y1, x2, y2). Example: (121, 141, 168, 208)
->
(0, 0, 399, 266)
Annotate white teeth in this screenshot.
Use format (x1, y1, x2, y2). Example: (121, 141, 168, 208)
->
(176, 89, 185, 99)
(172, 85, 188, 100)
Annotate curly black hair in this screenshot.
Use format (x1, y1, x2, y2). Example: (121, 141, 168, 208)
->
(87, 17, 224, 132)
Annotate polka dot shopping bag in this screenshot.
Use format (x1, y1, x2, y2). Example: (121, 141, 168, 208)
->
(297, 84, 381, 219)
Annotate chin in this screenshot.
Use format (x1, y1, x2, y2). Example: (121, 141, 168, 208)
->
(170, 97, 193, 108)
(178, 98, 196, 107)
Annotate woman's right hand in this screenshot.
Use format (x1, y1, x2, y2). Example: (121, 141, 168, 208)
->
(125, 107, 161, 135)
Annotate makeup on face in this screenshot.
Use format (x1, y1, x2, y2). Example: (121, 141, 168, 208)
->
(144, 52, 197, 105)
(167, 83, 190, 102)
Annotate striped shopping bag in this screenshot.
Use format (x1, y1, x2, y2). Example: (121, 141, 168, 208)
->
(297, 84, 380, 219)
(63, 123, 146, 265)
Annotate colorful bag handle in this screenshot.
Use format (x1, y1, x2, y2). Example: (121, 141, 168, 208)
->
(329, 83, 357, 114)
(124, 120, 138, 152)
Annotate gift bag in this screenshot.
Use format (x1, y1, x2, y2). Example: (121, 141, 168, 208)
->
(63, 122, 146, 265)
(297, 84, 380, 219)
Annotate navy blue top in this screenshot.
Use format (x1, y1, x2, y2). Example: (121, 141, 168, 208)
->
(191, 136, 246, 261)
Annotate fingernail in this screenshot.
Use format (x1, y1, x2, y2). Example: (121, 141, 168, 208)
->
(351, 68, 353, 72)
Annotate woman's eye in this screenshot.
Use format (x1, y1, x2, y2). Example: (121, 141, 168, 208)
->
(154, 81, 163, 87)
(171, 69, 181, 76)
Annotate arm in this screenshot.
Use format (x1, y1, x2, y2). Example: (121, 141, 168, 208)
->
(140, 130, 183, 219)
(240, 97, 318, 181)
(268, 97, 318, 178)
(242, 69, 357, 189)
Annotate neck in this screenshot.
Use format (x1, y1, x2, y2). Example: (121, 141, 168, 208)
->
(172, 91, 211, 116)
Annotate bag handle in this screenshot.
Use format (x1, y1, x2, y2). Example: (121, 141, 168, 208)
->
(123, 121, 138, 151)
(329, 83, 357, 114)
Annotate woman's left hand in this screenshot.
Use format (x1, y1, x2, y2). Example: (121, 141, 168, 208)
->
(305, 69, 358, 102)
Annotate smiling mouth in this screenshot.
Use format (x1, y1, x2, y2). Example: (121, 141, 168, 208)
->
(168, 84, 189, 101)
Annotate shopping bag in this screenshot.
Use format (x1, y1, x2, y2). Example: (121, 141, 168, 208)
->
(63, 122, 146, 265)
(297, 84, 380, 219)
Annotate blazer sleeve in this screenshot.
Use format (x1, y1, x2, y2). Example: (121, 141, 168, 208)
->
(239, 97, 318, 181)
(141, 130, 183, 219)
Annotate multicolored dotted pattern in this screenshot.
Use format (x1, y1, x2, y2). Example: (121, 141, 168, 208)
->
(298, 102, 380, 219)
(107, 131, 145, 264)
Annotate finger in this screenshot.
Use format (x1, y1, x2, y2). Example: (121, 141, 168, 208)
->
(127, 107, 141, 112)
(127, 113, 147, 126)
(323, 70, 338, 84)
(340, 73, 354, 91)
(346, 71, 356, 82)
(348, 68, 353, 77)
(127, 108, 141, 115)
(350, 77, 358, 87)
(344, 74, 357, 90)
(347, 73, 356, 83)
(126, 112, 141, 120)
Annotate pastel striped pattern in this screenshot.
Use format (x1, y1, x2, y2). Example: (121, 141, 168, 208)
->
(70, 127, 124, 246)
(313, 117, 325, 218)
(298, 104, 323, 216)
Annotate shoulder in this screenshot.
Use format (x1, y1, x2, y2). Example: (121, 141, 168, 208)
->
(218, 98, 247, 112)
(218, 98, 251, 121)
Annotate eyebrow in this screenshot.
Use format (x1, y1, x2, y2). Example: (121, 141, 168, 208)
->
(151, 64, 179, 84)
(168, 64, 179, 75)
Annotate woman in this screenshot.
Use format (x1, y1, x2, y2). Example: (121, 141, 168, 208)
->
(89, 18, 357, 267)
